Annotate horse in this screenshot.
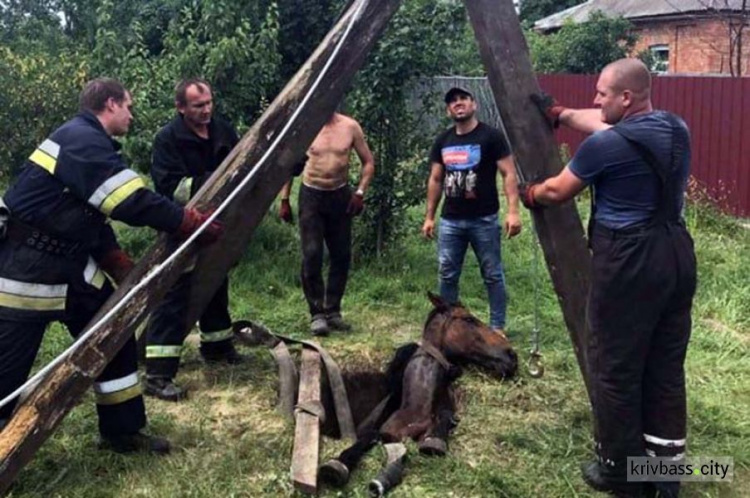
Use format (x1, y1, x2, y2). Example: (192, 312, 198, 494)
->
(319, 291, 518, 495)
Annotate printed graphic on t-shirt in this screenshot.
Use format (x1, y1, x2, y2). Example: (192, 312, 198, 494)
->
(442, 145, 480, 199)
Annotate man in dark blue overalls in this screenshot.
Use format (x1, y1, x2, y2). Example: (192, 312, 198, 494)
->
(0, 78, 221, 454)
(523, 59, 696, 497)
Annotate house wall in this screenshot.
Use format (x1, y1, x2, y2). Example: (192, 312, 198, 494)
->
(632, 18, 750, 75)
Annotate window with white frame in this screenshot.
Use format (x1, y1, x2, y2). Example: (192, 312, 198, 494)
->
(649, 44, 670, 73)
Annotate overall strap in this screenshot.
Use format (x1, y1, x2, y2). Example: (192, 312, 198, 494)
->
(610, 113, 685, 227)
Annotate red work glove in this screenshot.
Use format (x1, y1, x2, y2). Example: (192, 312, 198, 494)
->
(530, 92, 567, 129)
(346, 191, 364, 216)
(176, 208, 224, 246)
(279, 198, 293, 224)
(97, 248, 134, 285)
(519, 182, 543, 210)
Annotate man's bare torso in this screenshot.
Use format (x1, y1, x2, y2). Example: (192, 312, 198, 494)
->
(303, 113, 356, 190)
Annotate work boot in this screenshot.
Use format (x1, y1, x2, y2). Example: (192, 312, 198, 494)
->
(326, 312, 352, 332)
(581, 460, 645, 497)
(144, 376, 187, 402)
(201, 343, 248, 365)
(310, 315, 330, 336)
(99, 431, 171, 455)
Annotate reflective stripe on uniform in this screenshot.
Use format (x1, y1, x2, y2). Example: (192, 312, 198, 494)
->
(200, 327, 233, 343)
(646, 448, 685, 460)
(643, 434, 686, 447)
(94, 372, 142, 405)
(84, 257, 106, 289)
(0, 277, 67, 311)
(145, 345, 183, 359)
(28, 139, 60, 174)
(88, 169, 146, 215)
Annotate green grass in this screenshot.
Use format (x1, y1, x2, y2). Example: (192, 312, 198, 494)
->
(6, 199, 749, 497)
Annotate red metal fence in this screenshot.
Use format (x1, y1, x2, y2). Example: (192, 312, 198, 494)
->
(538, 74, 750, 217)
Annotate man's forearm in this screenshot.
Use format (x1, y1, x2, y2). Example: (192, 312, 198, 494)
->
(357, 162, 375, 193)
(559, 108, 610, 134)
(503, 173, 520, 214)
(425, 177, 442, 219)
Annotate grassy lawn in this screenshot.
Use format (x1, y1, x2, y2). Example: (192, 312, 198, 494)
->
(6, 199, 749, 497)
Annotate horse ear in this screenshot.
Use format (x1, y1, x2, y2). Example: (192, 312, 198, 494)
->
(427, 291, 448, 309)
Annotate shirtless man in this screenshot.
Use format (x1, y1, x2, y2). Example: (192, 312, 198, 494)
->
(279, 112, 375, 335)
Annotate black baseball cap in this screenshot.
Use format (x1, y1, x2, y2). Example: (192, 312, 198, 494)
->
(444, 86, 474, 104)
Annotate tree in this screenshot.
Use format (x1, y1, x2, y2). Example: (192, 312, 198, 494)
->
(526, 11, 637, 74)
(519, 0, 583, 24)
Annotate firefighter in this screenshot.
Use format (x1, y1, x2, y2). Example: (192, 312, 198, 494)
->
(143, 78, 246, 402)
(523, 59, 695, 497)
(0, 78, 222, 454)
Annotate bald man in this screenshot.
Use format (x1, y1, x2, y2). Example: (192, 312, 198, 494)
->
(524, 59, 695, 498)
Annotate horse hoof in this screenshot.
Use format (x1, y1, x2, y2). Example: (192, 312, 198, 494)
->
(418, 437, 447, 456)
(319, 459, 350, 487)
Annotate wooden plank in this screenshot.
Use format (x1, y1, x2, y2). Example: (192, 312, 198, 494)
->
(464, 0, 592, 393)
(0, 0, 403, 491)
(291, 347, 322, 494)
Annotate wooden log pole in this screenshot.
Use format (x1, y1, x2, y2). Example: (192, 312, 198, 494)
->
(291, 347, 322, 494)
(0, 0, 403, 491)
(464, 0, 592, 392)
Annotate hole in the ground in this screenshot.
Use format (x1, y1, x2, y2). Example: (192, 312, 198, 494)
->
(321, 368, 389, 438)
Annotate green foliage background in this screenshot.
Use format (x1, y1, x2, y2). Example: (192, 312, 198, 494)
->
(1, 0, 639, 250)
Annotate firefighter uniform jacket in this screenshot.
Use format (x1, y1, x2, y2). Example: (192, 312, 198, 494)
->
(0, 111, 184, 321)
(151, 114, 239, 203)
(144, 115, 239, 373)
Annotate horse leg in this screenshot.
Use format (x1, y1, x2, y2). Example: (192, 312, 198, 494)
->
(319, 429, 380, 487)
(380, 408, 433, 443)
(418, 387, 458, 456)
(380, 353, 441, 442)
(368, 442, 407, 497)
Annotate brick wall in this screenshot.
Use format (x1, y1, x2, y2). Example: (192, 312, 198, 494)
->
(632, 17, 750, 75)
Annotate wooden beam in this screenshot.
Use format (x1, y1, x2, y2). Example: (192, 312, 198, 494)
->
(464, 0, 592, 392)
(291, 347, 322, 494)
(0, 0, 403, 491)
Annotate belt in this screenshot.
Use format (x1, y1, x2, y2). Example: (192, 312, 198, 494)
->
(591, 220, 684, 240)
(6, 220, 84, 256)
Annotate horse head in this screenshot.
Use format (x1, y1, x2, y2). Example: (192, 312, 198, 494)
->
(424, 292, 517, 378)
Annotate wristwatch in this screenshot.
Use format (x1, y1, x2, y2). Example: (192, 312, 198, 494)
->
(355, 188, 365, 197)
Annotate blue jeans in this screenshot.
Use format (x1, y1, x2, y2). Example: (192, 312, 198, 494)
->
(437, 214, 507, 329)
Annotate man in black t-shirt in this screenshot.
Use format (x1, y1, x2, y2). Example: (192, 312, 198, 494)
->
(422, 87, 522, 335)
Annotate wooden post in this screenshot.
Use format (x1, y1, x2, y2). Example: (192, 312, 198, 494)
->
(291, 347, 322, 494)
(464, 0, 592, 392)
(0, 0, 403, 491)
